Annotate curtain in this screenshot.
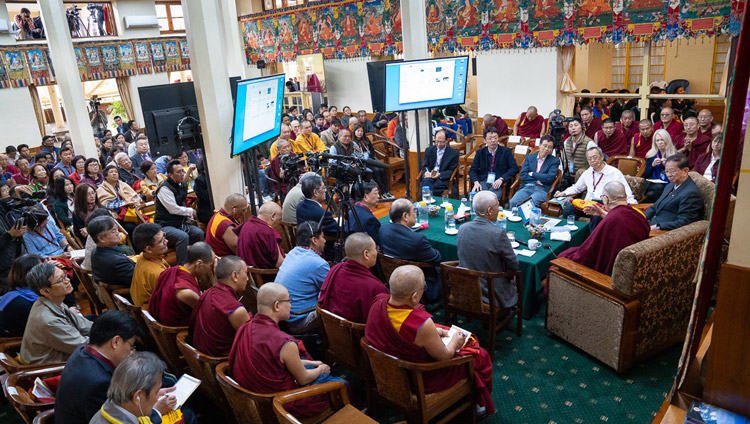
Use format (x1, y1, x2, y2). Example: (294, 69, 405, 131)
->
(29, 85, 46, 137)
(115, 76, 134, 121)
(560, 45, 577, 117)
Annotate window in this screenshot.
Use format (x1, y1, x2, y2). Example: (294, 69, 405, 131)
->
(7, 2, 116, 41)
(263, 0, 309, 12)
(710, 35, 731, 95)
(610, 41, 666, 92)
(156, 1, 185, 34)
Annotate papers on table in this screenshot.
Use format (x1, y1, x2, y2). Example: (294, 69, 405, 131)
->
(550, 232, 572, 242)
(514, 249, 536, 257)
(171, 374, 201, 409)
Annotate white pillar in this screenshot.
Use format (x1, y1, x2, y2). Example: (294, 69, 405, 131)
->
(218, 0, 246, 79)
(401, 0, 431, 152)
(182, 0, 244, 207)
(37, 0, 97, 158)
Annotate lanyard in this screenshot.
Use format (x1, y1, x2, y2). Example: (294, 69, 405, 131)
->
(302, 134, 315, 151)
(592, 171, 605, 192)
(37, 228, 61, 247)
(488, 148, 497, 169)
(536, 156, 545, 173)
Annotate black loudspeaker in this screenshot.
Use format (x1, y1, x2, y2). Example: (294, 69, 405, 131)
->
(256, 60, 266, 69)
(472, 57, 477, 76)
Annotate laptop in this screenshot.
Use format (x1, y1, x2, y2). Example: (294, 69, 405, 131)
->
(517, 197, 561, 230)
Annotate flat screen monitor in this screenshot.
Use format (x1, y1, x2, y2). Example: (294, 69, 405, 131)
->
(384, 56, 469, 112)
(231, 74, 285, 157)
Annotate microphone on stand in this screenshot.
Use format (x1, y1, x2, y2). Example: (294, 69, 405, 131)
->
(542, 243, 557, 258)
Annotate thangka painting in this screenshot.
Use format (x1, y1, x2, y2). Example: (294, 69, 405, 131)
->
(337, 3, 361, 55)
(101, 44, 122, 78)
(294, 13, 315, 54)
(388, 0, 403, 45)
(361, 0, 386, 43)
(164, 41, 181, 71)
(134, 42, 152, 73)
(244, 20, 261, 57)
(277, 14, 296, 55)
(179, 41, 191, 70)
(3, 50, 30, 87)
(0, 53, 10, 89)
(25, 49, 52, 85)
(74, 47, 87, 80)
(83, 46, 104, 80)
(315, 8, 338, 51)
(150, 41, 167, 72)
(118, 43, 136, 76)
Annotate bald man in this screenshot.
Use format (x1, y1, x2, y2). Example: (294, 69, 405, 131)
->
(697, 109, 714, 139)
(365, 266, 496, 415)
(318, 233, 388, 323)
(266, 138, 293, 197)
(236, 202, 285, 269)
(269, 124, 292, 159)
(630, 119, 654, 159)
(616, 110, 639, 145)
(481, 113, 509, 137)
(653, 107, 683, 141)
(229, 283, 342, 419)
(559, 181, 650, 275)
(205, 193, 248, 256)
(673, 116, 711, 167)
(513, 106, 545, 138)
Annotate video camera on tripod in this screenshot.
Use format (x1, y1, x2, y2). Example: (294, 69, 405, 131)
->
(279, 153, 306, 181)
(547, 109, 567, 146)
(308, 152, 389, 185)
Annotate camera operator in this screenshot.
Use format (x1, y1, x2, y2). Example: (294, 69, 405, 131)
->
(267, 139, 297, 197)
(14, 8, 42, 40)
(0, 191, 33, 288)
(348, 126, 394, 199)
(89, 96, 108, 138)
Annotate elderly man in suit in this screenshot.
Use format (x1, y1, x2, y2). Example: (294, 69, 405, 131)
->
(645, 153, 704, 231)
(509, 135, 560, 208)
(379, 199, 442, 304)
(129, 136, 153, 169)
(420, 130, 459, 198)
(469, 126, 519, 202)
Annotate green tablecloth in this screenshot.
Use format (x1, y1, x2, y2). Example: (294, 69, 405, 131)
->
(378, 199, 589, 319)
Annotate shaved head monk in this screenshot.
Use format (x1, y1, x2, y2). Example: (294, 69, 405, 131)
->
(579, 106, 603, 139)
(229, 283, 343, 418)
(482, 113, 509, 137)
(673, 116, 711, 167)
(513, 106, 545, 138)
(697, 109, 714, 138)
(630, 119, 654, 159)
(616, 110, 638, 145)
(318, 232, 388, 323)
(205, 193, 248, 256)
(653, 107, 683, 140)
(595, 118, 629, 157)
(365, 265, 496, 415)
(235, 201, 285, 269)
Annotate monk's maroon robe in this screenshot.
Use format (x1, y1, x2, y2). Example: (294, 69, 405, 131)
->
(517, 112, 545, 138)
(317, 259, 389, 324)
(595, 130, 629, 157)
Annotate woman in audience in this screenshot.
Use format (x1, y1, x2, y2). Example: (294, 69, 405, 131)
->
(99, 136, 114, 166)
(139, 160, 166, 199)
(72, 183, 99, 241)
(29, 163, 49, 192)
(694, 133, 723, 183)
(0, 254, 44, 337)
(193, 157, 212, 225)
(81, 158, 104, 187)
(68, 155, 87, 185)
(97, 165, 142, 237)
(0, 181, 10, 199)
(303, 109, 314, 124)
(177, 151, 198, 189)
(11, 158, 31, 185)
(22, 204, 73, 258)
(115, 133, 126, 146)
(643, 129, 677, 203)
(351, 124, 393, 198)
(341, 105, 353, 123)
(50, 176, 76, 228)
(106, 144, 124, 166)
(46, 168, 66, 198)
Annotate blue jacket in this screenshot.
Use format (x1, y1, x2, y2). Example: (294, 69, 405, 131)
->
(519, 153, 560, 191)
(295, 198, 339, 236)
(469, 145, 519, 185)
(379, 223, 442, 301)
(347, 203, 381, 245)
(90, 246, 135, 286)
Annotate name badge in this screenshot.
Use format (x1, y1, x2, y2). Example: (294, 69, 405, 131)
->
(568, 161, 575, 173)
(486, 172, 496, 184)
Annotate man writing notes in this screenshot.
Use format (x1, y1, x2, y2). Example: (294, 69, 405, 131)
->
(469, 127, 518, 201)
(421, 130, 459, 198)
(509, 135, 560, 208)
(513, 106, 545, 138)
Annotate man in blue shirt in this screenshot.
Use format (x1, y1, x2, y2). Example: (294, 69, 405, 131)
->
(274, 221, 329, 334)
(23, 204, 72, 258)
(509, 136, 561, 208)
(53, 147, 75, 177)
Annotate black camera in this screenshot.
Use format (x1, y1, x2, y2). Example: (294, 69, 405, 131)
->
(328, 158, 372, 184)
(548, 109, 567, 145)
(66, 5, 81, 17)
(19, 191, 47, 201)
(280, 153, 306, 181)
(304, 152, 328, 173)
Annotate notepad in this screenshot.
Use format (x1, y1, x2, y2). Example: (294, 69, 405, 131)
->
(171, 374, 201, 409)
(70, 249, 86, 260)
(442, 325, 471, 350)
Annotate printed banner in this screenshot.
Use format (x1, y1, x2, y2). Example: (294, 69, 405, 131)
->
(25, 49, 52, 85)
(0, 53, 10, 89)
(100, 44, 122, 78)
(133, 42, 152, 74)
(164, 40, 181, 71)
(149, 41, 167, 73)
(83, 45, 104, 81)
(74, 47, 87, 80)
(2, 49, 30, 87)
(118, 42, 136, 76)
(179, 41, 190, 70)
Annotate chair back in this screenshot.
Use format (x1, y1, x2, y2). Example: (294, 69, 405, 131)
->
(175, 331, 229, 408)
(512, 144, 532, 167)
(94, 281, 129, 311)
(242, 267, 278, 312)
(214, 361, 275, 424)
(141, 309, 188, 374)
(606, 155, 646, 177)
(278, 222, 297, 252)
(5, 365, 64, 424)
(688, 171, 715, 220)
(377, 253, 439, 286)
(0, 340, 65, 375)
(113, 293, 158, 353)
(359, 339, 414, 411)
(317, 307, 366, 373)
(72, 259, 105, 315)
(439, 261, 493, 314)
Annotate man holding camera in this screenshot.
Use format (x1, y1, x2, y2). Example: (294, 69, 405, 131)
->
(267, 139, 294, 197)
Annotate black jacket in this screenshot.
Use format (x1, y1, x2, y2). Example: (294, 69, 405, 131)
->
(90, 246, 135, 286)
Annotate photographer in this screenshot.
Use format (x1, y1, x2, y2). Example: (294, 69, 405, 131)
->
(267, 139, 294, 197)
(89, 96, 108, 138)
(0, 196, 32, 287)
(14, 8, 42, 40)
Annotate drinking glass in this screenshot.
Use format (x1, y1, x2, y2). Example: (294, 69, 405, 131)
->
(446, 210, 456, 231)
(418, 206, 429, 224)
(507, 231, 515, 243)
(511, 207, 519, 217)
(567, 215, 576, 226)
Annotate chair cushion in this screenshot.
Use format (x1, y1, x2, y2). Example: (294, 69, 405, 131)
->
(624, 175, 646, 202)
(688, 172, 714, 219)
(324, 404, 378, 423)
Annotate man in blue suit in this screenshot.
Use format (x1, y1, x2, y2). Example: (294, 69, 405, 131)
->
(469, 126, 519, 202)
(379, 199, 442, 303)
(645, 154, 704, 231)
(296, 173, 339, 259)
(347, 181, 381, 245)
(509, 135, 561, 208)
(421, 130, 459, 198)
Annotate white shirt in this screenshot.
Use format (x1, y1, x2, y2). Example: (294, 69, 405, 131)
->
(563, 164, 636, 204)
(156, 184, 194, 217)
(434, 148, 445, 171)
(703, 156, 718, 180)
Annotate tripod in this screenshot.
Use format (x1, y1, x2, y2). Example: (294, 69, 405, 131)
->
(318, 179, 366, 263)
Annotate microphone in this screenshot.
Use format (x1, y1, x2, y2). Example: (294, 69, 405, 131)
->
(319, 152, 390, 170)
(542, 243, 558, 258)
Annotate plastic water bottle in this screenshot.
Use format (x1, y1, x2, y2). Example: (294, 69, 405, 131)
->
(469, 191, 476, 215)
(417, 202, 429, 224)
(530, 206, 541, 227)
(497, 213, 507, 231)
(422, 186, 432, 203)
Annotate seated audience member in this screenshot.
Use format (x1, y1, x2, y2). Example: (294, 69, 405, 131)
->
(643, 129, 677, 202)
(312, 113, 327, 134)
(444, 103, 473, 136)
(12, 158, 32, 185)
(17, 144, 32, 161)
(509, 136, 560, 208)
(458, 192, 519, 307)
(282, 172, 318, 224)
(53, 147, 75, 176)
(318, 233, 387, 323)
(206, 193, 248, 256)
(5, 146, 18, 165)
(115, 152, 143, 187)
(350, 126, 393, 198)
(559, 181, 651, 275)
(421, 130, 459, 198)
(653, 107, 683, 140)
(275, 222, 329, 333)
(694, 133, 724, 183)
(580, 106, 603, 139)
(176, 150, 198, 189)
(616, 110, 639, 144)
(469, 127, 519, 201)
(554, 146, 635, 220)
(674, 116, 711, 167)
(29, 163, 49, 192)
(39, 135, 58, 162)
(149, 242, 215, 327)
(190, 256, 251, 357)
(55, 311, 176, 424)
(356, 109, 376, 133)
(81, 209, 116, 271)
(81, 158, 104, 187)
(293, 121, 327, 154)
(236, 202, 285, 268)
(644, 154, 704, 230)
(296, 174, 339, 258)
(341, 106, 353, 123)
(129, 136, 153, 169)
(289, 119, 301, 140)
(130, 224, 170, 307)
(72, 183, 100, 242)
(346, 181, 381, 245)
(0, 254, 43, 337)
(481, 113, 509, 137)
(155, 159, 205, 265)
(229, 283, 341, 418)
(365, 265, 495, 415)
(90, 216, 135, 286)
(68, 155, 87, 185)
(562, 118, 593, 176)
(347, 116, 359, 132)
(21, 262, 92, 364)
(50, 176, 75, 228)
(98, 164, 143, 237)
(594, 118, 629, 157)
(431, 107, 459, 139)
(697, 109, 714, 138)
(379, 199, 442, 303)
(192, 158, 212, 226)
(513, 106, 545, 138)
(139, 160, 167, 199)
(630, 119, 654, 159)
(88, 352, 170, 424)
(153, 154, 172, 175)
(23, 205, 74, 258)
(266, 139, 292, 197)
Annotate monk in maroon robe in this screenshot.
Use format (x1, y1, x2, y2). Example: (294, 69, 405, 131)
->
(365, 265, 495, 415)
(653, 107, 683, 141)
(235, 202, 285, 269)
(148, 242, 216, 327)
(595, 119, 629, 157)
(482, 114, 509, 137)
(229, 283, 341, 418)
(559, 181, 650, 275)
(616, 110, 638, 145)
(318, 233, 388, 323)
(513, 106, 545, 138)
(630, 119, 654, 159)
(697, 109, 714, 139)
(673, 116, 711, 167)
(580, 107, 603, 140)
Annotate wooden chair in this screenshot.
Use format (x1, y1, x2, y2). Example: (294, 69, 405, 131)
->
(461, 139, 486, 195)
(141, 309, 188, 374)
(0, 340, 65, 376)
(360, 339, 476, 424)
(94, 281, 130, 312)
(175, 331, 229, 408)
(370, 137, 405, 186)
(417, 166, 461, 199)
(273, 381, 377, 424)
(112, 293, 159, 353)
(4, 365, 64, 424)
(316, 307, 367, 376)
(72, 258, 105, 315)
(32, 409, 54, 424)
(508, 169, 562, 207)
(53, 215, 82, 249)
(278, 221, 297, 252)
(606, 155, 646, 177)
(377, 253, 440, 287)
(242, 266, 278, 312)
(439, 261, 523, 360)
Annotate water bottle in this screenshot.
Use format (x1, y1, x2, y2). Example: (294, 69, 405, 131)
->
(422, 186, 432, 203)
(417, 202, 429, 224)
(469, 191, 476, 215)
(446, 208, 456, 231)
(530, 206, 541, 227)
(497, 213, 507, 231)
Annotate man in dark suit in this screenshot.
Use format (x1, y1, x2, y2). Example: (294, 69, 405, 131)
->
(129, 136, 153, 170)
(379, 199, 442, 303)
(296, 173, 339, 259)
(346, 181, 381, 245)
(469, 126, 519, 202)
(421, 130, 459, 198)
(509, 135, 560, 208)
(89, 216, 135, 286)
(122, 120, 139, 143)
(645, 154, 704, 231)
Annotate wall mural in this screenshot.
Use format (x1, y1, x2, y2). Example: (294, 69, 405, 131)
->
(0, 36, 190, 89)
(239, 0, 743, 63)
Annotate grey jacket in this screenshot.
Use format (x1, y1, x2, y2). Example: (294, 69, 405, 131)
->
(21, 297, 92, 364)
(89, 400, 145, 424)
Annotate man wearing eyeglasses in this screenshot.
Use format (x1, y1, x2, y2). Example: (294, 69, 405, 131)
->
(90, 216, 135, 287)
(130, 224, 170, 307)
(643, 153, 704, 231)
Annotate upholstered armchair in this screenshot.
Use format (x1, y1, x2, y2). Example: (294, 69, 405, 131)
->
(546, 220, 708, 373)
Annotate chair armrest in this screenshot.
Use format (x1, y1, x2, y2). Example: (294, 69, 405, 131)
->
(10, 365, 66, 381)
(649, 229, 668, 237)
(273, 381, 347, 406)
(399, 353, 474, 372)
(633, 203, 652, 211)
(549, 258, 624, 298)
